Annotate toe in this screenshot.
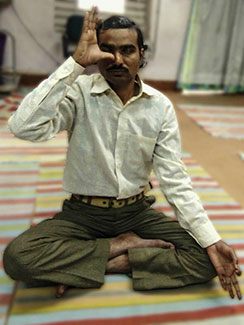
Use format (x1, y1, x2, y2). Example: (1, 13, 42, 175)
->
(56, 284, 68, 298)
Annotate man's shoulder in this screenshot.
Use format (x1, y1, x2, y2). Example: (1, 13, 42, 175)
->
(142, 81, 173, 105)
(75, 72, 104, 90)
(76, 72, 101, 83)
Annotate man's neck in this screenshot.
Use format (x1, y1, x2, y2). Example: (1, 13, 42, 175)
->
(110, 80, 139, 105)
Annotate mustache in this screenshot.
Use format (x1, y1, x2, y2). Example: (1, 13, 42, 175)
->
(106, 65, 128, 72)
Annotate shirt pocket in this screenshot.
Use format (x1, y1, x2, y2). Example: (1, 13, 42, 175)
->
(122, 133, 157, 169)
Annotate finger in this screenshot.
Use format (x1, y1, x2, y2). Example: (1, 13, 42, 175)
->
(225, 277, 234, 299)
(235, 265, 242, 276)
(82, 11, 89, 34)
(93, 6, 98, 29)
(228, 245, 239, 266)
(231, 274, 242, 300)
(89, 6, 97, 30)
(218, 275, 227, 291)
(96, 17, 102, 29)
(87, 7, 94, 30)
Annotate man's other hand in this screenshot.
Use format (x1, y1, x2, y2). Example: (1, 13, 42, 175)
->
(207, 240, 242, 300)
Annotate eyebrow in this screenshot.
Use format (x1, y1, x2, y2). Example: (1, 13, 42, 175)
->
(99, 43, 137, 50)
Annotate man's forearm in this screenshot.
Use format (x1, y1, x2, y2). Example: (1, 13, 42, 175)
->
(8, 57, 84, 142)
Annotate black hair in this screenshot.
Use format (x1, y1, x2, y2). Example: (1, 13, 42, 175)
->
(96, 16, 148, 68)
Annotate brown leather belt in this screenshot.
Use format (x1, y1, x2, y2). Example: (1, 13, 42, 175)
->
(73, 192, 144, 208)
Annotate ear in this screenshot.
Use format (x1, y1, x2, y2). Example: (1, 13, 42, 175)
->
(140, 48, 145, 58)
(139, 48, 145, 67)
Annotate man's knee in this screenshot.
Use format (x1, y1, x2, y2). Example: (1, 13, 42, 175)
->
(3, 237, 29, 281)
(185, 244, 217, 281)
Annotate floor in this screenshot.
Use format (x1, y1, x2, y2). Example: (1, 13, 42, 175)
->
(1, 89, 244, 324)
(166, 91, 244, 208)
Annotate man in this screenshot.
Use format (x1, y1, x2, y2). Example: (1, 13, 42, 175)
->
(3, 7, 242, 300)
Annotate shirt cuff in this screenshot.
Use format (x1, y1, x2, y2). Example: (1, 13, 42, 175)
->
(186, 220, 221, 248)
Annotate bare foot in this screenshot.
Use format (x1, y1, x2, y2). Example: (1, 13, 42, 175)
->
(109, 232, 174, 258)
(56, 284, 69, 298)
(106, 254, 131, 274)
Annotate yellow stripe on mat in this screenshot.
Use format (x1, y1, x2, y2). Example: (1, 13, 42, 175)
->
(11, 283, 244, 315)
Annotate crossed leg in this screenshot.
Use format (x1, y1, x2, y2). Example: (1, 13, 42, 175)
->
(56, 232, 175, 297)
(3, 197, 216, 298)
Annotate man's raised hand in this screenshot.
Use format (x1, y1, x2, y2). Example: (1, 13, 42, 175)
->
(73, 6, 114, 67)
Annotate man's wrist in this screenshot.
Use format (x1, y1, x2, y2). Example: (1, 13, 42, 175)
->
(72, 54, 88, 68)
(206, 240, 222, 249)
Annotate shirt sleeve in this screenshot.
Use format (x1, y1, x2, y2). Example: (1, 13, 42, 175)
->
(8, 57, 85, 142)
(152, 98, 221, 248)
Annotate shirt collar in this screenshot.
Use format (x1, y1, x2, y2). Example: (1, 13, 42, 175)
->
(90, 74, 111, 94)
(90, 73, 155, 97)
(139, 78, 156, 97)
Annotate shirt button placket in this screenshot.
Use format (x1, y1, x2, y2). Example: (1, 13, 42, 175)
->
(115, 111, 125, 198)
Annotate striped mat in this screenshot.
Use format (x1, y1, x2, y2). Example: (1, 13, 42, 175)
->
(0, 161, 40, 325)
(0, 92, 67, 161)
(177, 104, 244, 139)
(1, 92, 244, 324)
(33, 161, 69, 225)
(0, 94, 24, 125)
(0, 131, 67, 159)
(0, 92, 68, 324)
(6, 153, 244, 325)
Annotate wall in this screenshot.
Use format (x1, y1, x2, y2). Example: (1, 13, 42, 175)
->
(0, 0, 63, 74)
(0, 0, 192, 80)
(141, 0, 192, 80)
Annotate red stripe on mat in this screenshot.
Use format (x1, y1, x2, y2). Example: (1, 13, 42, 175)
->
(238, 257, 244, 264)
(209, 215, 244, 220)
(0, 294, 12, 305)
(152, 183, 221, 189)
(41, 162, 65, 167)
(0, 237, 15, 244)
(0, 182, 38, 188)
(0, 198, 35, 204)
(0, 149, 66, 154)
(231, 244, 244, 249)
(10, 93, 24, 98)
(156, 205, 243, 211)
(37, 188, 64, 193)
(37, 181, 62, 186)
(204, 205, 243, 210)
(0, 214, 33, 220)
(34, 304, 244, 325)
(0, 171, 38, 175)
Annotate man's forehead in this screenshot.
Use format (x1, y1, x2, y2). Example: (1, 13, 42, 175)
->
(98, 28, 138, 46)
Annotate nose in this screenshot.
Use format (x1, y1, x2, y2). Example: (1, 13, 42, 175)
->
(114, 51, 123, 65)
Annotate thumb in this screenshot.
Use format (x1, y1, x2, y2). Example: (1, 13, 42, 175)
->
(235, 265, 242, 276)
(100, 52, 115, 62)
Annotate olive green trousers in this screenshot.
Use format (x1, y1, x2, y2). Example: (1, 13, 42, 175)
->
(3, 196, 216, 290)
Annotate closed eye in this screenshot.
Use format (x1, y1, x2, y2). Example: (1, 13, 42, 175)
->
(99, 45, 114, 53)
(120, 46, 136, 55)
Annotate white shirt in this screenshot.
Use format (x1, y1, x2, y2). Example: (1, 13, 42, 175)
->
(8, 57, 221, 248)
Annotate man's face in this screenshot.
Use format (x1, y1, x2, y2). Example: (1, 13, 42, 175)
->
(97, 28, 143, 88)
